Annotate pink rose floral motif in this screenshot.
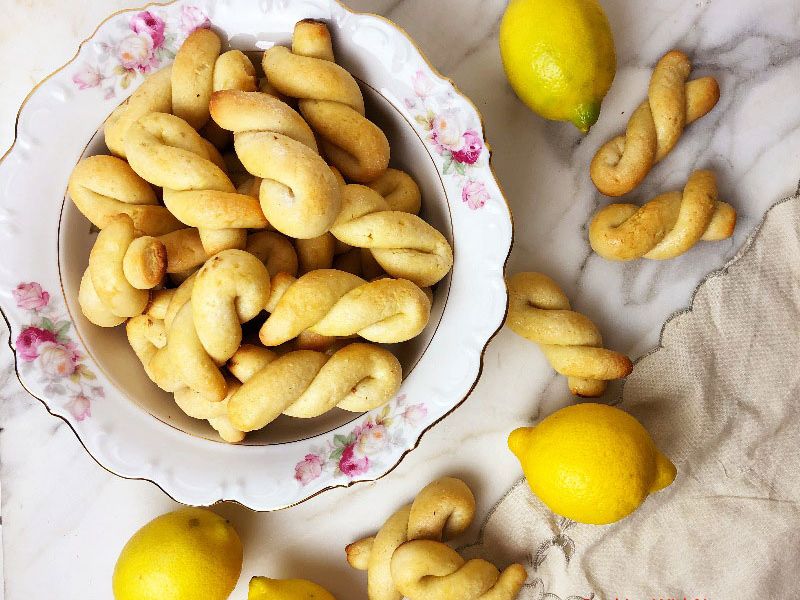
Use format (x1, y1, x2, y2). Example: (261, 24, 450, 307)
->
(72, 64, 104, 90)
(406, 72, 489, 208)
(400, 402, 427, 426)
(451, 130, 483, 165)
(15, 326, 57, 362)
(66, 394, 92, 422)
(294, 394, 428, 485)
(73, 5, 210, 97)
(13, 282, 50, 310)
(117, 33, 157, 73)
(430, 109, 466, 154)
(462, 179, 490, 210)
(130, 11, 166, 48)
(339, 444, 370, 477)
(180, 5, 211, 34)
(294, 453, 323, 484)
(356, 422, 388, 455)
(38, 342, 81, 378)
(12, 282, 101, 421)
(412, 69, 434, 98)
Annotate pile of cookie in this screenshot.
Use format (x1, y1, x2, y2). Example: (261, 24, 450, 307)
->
(504, 50, 736, 397)
(69, 20, 453, 443)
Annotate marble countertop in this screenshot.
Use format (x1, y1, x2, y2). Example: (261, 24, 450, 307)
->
(2, 0, 799, 598)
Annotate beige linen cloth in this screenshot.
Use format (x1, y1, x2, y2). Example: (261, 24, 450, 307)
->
(462, 195, 800, 600)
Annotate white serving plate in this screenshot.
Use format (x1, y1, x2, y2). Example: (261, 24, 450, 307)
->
(0, 0, 512, 510)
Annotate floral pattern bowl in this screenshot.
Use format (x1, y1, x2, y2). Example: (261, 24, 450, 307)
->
(0, 0, 512, 510)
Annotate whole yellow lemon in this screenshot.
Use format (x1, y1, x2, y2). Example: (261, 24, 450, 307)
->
(248, 576, 336, 600)
(508, 403, 676, 525)
(112, 507, 243, 600)
(499, 0, 616, 132)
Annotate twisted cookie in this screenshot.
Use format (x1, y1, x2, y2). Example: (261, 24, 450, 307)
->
(506, 272, 632, 397)
(126, 314, 181, 392)
(262, 19, 390, 182)
(259, 269, 431, 346)
(210, 89, 342, 239)
(589, 171, 736, 260)
(82, 214, 165, 323)
(589, 169, 736, 261)
(104, 67, 173, 159)
(226, 342, 401, 432)
(591, 50, 720, 196)
(345, 477, 476, 600)
(174, 379, 245, 443)
(333, 247, 384, 280)
(125, 112, 267, 254)
(170, 28, 224, 130)
(368, 168, 422, 215)
(78, 270, 125, 328)
(68, 155, 183, 236)
(129, 303, 242, 440)
(246, 231, 299, 277)
(191, 249, 271, 363)
(391, 540, 526, 600)
(158, 228, 208, 274)
(167, 301, 227, 402)
(330, 185, 453, 287)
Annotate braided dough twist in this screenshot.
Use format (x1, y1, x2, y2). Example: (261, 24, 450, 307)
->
(85, 214, 165, 320)
(210, 89, 342, 238)
(170, 28, 224, 130)
(330, 185, 453, 287)
(104, 67, 172, 159)
(345, 477, 476, 600)
(590, 169, 736, 260)
(139, 287, 247, 440)
(590, 50, 720, 196)
(158, 228, 208, 274)
(191, 249, 271, 363)
(126, 314, 181, 392)
(262, 19, 390, 183)
(246, 231, 299, 277)
(145, 289, 175, 320)
(125, 112, 266, 255)
(259, 269, 431, 346)
(167, 301, 227, 402)
(130, 293, 242, 439)
(78, 270, 125, 328)
(391, 540, 526, 600)
(368, 168, 422, 214)
(174, 378, 245, 443)
(68, 155, 183, 236)
(506, 272, 633, 397)
(226, 342, 401, 432)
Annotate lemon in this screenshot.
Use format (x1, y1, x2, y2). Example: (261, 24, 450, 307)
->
(508, 403, 676, 525)
(499, 0, 616, 132)
(112, 507, 243, 600)
(248, 576, 336, 600)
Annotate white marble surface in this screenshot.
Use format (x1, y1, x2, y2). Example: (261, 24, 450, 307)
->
(2, 0, 800, 598)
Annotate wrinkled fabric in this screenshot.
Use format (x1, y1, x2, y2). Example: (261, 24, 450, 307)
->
(461, 196, 800, 600)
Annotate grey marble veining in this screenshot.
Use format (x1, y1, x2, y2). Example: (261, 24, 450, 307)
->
(1, 0, 799, 598)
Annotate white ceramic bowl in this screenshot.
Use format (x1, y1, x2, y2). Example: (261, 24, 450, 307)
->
(0, 0, 512, 510)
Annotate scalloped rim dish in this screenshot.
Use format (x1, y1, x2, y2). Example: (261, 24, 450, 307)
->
(0, 0, 513, 510)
